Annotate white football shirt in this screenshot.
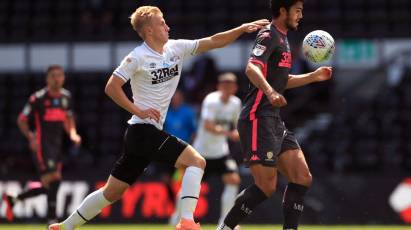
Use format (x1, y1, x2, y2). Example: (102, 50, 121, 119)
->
(193, 91, 242, 159)
(113, 39, 198, 130)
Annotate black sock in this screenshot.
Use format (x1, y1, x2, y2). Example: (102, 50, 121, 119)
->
(17, 187, 47, 200)
(282, 183, 308, 230)
(46, 180, 61, 220)
(222, 184, 268, 229)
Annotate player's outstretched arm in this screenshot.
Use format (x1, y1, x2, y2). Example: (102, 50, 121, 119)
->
(105, 75, 160, 122)
(286, 66, 332, 89)
(245, 62, 287, 107)
(195, 19, 270, 54)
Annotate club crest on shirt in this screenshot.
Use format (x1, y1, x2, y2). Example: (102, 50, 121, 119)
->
(265, 151, 275, 162)
(149, 63, 156, 69)
(169, 55, 180, 62)
(253, 44, 266, 56)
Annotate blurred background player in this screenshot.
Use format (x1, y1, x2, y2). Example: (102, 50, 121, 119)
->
(49, 5, 269, 230)
(164, 89, 198, 144)
(170, 73, 242, 226)
(218, 1, 332, 230)
(193, 73, 242, 225)
(2, 65, 81, 225)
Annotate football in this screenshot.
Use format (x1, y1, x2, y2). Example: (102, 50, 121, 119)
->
(302, 30, 335, 63)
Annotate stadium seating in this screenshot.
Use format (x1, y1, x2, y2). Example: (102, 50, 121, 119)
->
(303, 68, 411, 172)
(0, 0, 410, 42)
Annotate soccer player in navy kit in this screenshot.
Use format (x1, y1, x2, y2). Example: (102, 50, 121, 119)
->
(218, 1, 333, 230)
(2, 65, 81, 224)
(49, 6, 269, 230)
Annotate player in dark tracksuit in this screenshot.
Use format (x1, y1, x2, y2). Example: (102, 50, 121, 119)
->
(218, 1, 333, 230)
(2, 65, 81, 224)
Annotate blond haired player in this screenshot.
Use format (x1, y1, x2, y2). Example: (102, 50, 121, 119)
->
(49, 5, 268, 230)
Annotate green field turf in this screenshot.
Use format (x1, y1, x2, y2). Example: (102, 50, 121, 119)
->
(0, 225, 409, 230)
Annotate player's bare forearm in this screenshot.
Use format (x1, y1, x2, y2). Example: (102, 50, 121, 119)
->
(65, 116, 81, 145)
(246, 62, 287, 107)
(105, 75, 142, 117)
(287, 67, 333, 89)
(65, 116, 77, 135)
(196, 19, 269, 54)
(245, 62, 275, 95)
(286, 73, 316, 89)
(196, 27, 244, 54)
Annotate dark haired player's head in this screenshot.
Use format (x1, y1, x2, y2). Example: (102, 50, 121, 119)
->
(270, 0, 304, 31)
(46, 64, 65, 91)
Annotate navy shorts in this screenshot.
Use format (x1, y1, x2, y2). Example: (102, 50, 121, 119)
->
(237, 117, 300, 167)
(204, 155, 239, 178)
(111, 124, 188, 185)
(33, 137, 63, 175)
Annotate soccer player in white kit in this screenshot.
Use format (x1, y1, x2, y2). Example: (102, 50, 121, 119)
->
(49, 6, 268, 230)
(195, 73, 242, 226)
(171, 73, 242, 226)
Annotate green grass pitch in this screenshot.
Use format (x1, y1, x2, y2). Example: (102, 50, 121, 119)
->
(0, 224, 409, 230)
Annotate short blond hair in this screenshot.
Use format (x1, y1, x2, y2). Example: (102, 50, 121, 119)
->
(130, 6, 163, 38)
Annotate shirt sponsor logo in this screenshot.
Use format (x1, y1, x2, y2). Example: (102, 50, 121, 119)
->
(150, 65, 179, 84)
(44, 108, 67, 121)
(252, 44, 266, 56)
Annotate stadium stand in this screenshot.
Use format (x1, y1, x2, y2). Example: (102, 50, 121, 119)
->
(0, 0, 410, 42)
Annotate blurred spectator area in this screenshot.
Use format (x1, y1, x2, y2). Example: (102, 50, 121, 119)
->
(0, 0, 410, 42)
(303, 67, 411, 173)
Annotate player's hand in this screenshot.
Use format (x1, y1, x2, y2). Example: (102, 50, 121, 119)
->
(70, 132, 82, 147)
(241, 19, 270, 33)
(137, 108, 161, 123)
(313, 66, 333, 82)
(226, 130, 240, 142)
(266, 90, 287, 107)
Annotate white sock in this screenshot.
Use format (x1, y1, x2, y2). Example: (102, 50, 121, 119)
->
(62, 189, 111, 229)
(219, 184, 238, 225)
(180, 166, 204, 220)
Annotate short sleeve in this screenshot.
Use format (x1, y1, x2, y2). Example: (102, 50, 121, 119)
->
(249, 31, 276, 68)
(19, 94, 36, 121)
(113, 55, 140, 82)
(201, 97, 216, 121)
(172, 39, 199, 59)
